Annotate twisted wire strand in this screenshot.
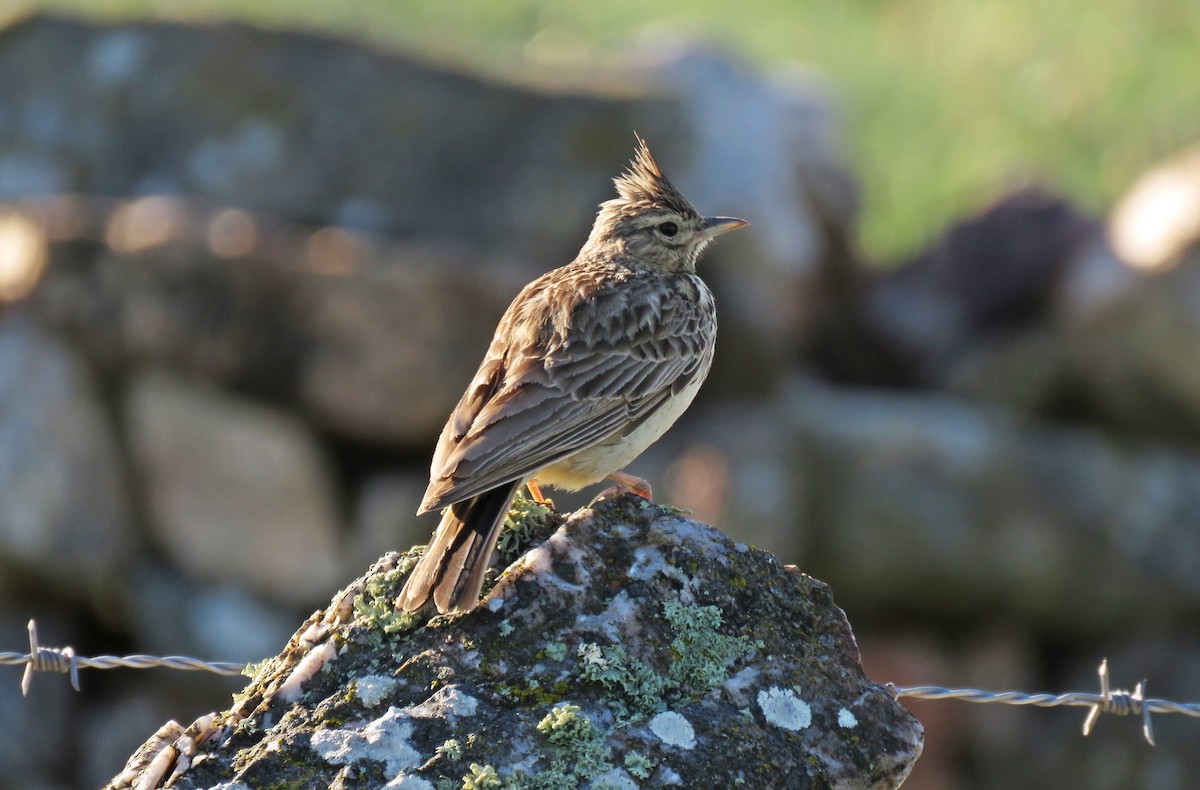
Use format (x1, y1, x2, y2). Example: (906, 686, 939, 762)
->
(5, 620, 1200, 747)
(892, 659, 1198, 745)
(894, 685, 1200, 717)
(0, 620, 245, 696)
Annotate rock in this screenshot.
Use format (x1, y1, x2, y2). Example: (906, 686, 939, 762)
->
(788, 376, 1200, 627)
(25, 198, 308, 394)
(295, 243, 519, 445)
(125, 370, 342, 607)
(0, 14, 674, 261)
(1060, 246, 1200, 439)
(111, 498, 922, 789)
(2, 13, 856, 405)
(941, 329, 1072, 415)
(23, 197, 523, 444)
(860, 187, 1098, 389)
(0, 313, 134, 603)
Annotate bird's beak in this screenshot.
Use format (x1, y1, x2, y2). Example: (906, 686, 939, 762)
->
(699, 216, 749, 240)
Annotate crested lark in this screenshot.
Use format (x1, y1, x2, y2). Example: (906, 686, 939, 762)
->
(396, 139, 747, 614)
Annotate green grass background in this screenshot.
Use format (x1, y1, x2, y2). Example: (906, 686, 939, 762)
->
(5, 0, 1198, 258)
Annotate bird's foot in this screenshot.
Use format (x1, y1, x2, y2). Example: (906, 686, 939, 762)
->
(589, 470, 653, 505)
(525, 478, 555, 509)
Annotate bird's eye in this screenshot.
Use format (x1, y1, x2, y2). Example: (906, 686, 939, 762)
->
(658, 222, 679, 237)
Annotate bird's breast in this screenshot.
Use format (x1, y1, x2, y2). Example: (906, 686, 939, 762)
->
(534, 362, 711, 491)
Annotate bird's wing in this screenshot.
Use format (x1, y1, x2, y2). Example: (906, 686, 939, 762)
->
(421, 273, 713, 512)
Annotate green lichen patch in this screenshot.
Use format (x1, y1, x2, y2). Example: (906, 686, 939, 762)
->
(436, 738, 464, 761)
(572, 599, 759, 725)
(623, 749, 656, 780)
(462, 763, 503, 789)
(495, 492, 562, 566)
(662, 600, 761, 696)
(353, 556, 422, 636)
(495, 678, 570, 708)
(540, 641, 568, 662)
(576, 643, 666, 723)
(504, 704, 613, 789)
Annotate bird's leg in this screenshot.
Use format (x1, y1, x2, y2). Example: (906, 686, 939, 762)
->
(589, 470, 654, 505)
(525, 478, 554, 508)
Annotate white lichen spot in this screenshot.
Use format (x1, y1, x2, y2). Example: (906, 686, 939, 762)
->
(408, 685, 479, 720)
(578, 642, 606, 667)
(838, 708, 858, 729)
(520, 542, 556, 576)
(659, 766, 684, 785)
(385, 775, 436, 789)
(278, 639, 337, 702)
(486, 596, 505, 612)
(572, 590, 638, 642)
(590, 767, 640, 789)
(757, 687, 812, 731)
(627, 546, 690, 586)
(310, 707, 420, 777)
(648, 711, 696, 749)
(723, 666, 760, 701)
(521, 532, 588, 593)
(209, 783, 252, 790)
(356, 674, 398, 708)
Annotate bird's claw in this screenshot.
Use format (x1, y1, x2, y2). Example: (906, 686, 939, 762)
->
(589, 471, 653, 505)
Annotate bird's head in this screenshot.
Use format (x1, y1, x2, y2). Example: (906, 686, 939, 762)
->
(583, 137, 747, 272)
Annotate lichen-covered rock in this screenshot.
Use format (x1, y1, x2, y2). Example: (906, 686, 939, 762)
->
(110, 496, 922, 789)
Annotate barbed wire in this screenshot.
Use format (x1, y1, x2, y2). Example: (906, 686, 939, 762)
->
(891, 659, 1200, 746)
(4, 619, 1199, 746)
(0, 620, 245, 696)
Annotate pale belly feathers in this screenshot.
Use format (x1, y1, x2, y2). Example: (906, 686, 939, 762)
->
(533, 365, 709, 491)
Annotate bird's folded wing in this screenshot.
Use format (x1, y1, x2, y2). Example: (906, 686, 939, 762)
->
(422, 291, 712, 511)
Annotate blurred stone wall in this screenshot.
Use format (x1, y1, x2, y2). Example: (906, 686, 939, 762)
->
(1, 13, 1198, 790)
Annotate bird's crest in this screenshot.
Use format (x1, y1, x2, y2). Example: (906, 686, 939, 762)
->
(610, 136, 698, 218)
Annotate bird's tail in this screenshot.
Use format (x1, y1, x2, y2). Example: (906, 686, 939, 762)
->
(395, 481, 521, 614)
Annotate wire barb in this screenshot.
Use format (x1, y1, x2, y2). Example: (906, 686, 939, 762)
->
(891, 658, 1200, 747)
(4, 620, 1198, 750)
(20, 619, 78, 696)
(0, 619, 247, 696)
(1082, 659, 1154, 746)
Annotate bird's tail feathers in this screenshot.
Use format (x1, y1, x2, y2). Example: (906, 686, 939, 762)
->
(395, 481, 521, 614)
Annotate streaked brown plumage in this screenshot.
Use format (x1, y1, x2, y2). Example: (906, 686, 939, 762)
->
(396, 139, 747, 614)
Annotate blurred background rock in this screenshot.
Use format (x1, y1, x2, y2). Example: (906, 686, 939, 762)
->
(0, 4, 1198, 789)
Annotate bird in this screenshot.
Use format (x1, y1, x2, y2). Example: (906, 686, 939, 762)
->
(396, 138, 747, 614)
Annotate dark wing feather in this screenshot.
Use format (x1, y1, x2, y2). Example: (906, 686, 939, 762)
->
(420, 271, 713, 512)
